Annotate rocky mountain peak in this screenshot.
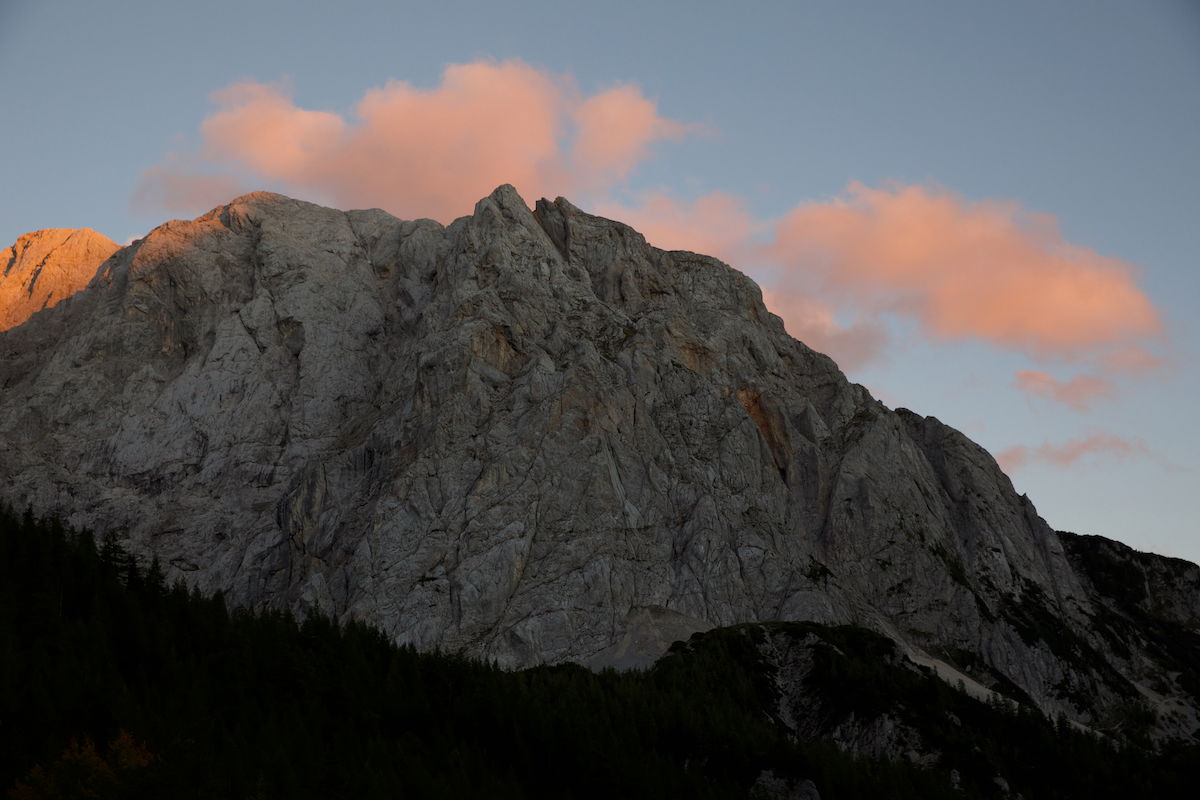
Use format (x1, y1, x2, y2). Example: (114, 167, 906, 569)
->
(0, 227, 119, 330)
(0, 187, 1196, 742)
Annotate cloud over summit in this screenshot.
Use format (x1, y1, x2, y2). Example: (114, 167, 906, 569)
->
(136, 60, 687, 223)
(134, 61, 1165, 384)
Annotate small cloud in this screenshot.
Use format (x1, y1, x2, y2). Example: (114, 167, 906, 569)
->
(759, 289, 888, 371)
(996, 432, 1150, 472)
(132, 165, 246, 217)
(1014, 370, 1115, 411)
(1098, 345, 1164, 373)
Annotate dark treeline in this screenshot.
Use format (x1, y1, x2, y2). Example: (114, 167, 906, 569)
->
(1, 504, 1196, 798)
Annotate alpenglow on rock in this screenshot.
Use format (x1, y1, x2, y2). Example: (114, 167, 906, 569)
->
(0, 187, 1196, 740)
(0, 227, 118, 331)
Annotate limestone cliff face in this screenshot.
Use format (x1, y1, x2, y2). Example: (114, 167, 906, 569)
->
(0, 188, 1194, 739)
(0, 228, 118, 330)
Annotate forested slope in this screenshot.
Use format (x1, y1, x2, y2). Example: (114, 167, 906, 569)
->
(2, 506, 1196, 799)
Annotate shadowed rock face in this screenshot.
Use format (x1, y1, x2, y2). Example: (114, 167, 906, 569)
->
(1, 228, 118, 330)
(0, 187, 1195, 739)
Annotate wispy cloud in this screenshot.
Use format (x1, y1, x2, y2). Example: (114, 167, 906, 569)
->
(1014, 370, 1115, 411)
(133, 166, 245, 220)
(996, 433, 1149, 472)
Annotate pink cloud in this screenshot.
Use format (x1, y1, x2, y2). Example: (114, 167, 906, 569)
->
(1014, 370, 1115, 411)
(1098, 345, 1164, 373)
(572, 86, 691, 183)
(759, 288, 888, 371)
(135, 61, 689, 224)
(131, 166, 247, 219)
(996, 433, 1149, 472)
(768, 182, 1163, 364)
(202, 81, 347, 179)
(596, 190, 761, 266)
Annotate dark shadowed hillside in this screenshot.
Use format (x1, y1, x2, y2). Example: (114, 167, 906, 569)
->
(3, 506, 1199, 799)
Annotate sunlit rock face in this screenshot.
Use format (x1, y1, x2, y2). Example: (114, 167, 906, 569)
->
(0, 228, 118, 331)
(0, 188, 1195, 740)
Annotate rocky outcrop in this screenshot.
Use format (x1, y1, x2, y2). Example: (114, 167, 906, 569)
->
(0, 187, 1194, 739)
(0, 228, 118, 330)
(1059, 533, 1200, 738)
(760, 626, 933, 766)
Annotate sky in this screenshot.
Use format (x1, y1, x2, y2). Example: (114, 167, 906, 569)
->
(2, 0, 1197, 562)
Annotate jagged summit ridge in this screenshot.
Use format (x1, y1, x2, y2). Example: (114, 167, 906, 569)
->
(0, 187, 1196, 740)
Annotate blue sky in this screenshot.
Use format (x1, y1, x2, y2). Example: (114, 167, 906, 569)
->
(2, 0, 1197, 561)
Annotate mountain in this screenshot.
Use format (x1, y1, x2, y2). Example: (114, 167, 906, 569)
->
(0, 187, 1195, 743)
(0, 227, 118, 330)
